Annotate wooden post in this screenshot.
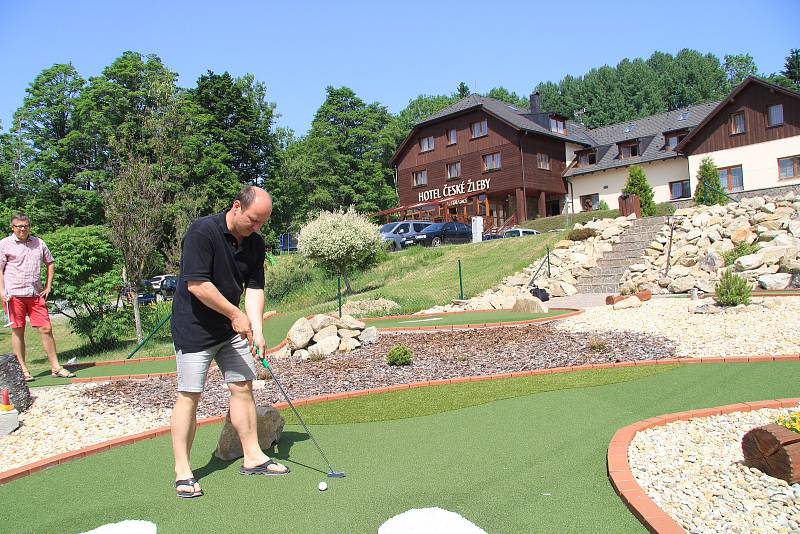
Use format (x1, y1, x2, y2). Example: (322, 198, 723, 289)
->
(538, 191, 546, 219)
(515, 188, 526, 223)
(742, 423, 800, 484)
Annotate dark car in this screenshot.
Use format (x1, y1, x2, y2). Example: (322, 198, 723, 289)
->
(413, 221, 472, 247)
(121, 280, 157, 305)
(158, 275, 177, 301)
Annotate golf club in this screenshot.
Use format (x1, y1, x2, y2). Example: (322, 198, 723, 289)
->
(257, 349, 345, 478)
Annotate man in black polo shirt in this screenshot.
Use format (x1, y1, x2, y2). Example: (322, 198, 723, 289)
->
(170, 186, 289, 499)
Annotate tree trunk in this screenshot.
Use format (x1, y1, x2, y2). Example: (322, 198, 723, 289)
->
(341, 270, 353, 295)
(0, 353, 32, 412)
(133, 297, 143, 343)
(742, 423, 800, 484)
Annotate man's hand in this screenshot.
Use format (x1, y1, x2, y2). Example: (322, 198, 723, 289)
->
(0, 290, 6, 302)
(38, 288, 50, 301)
(251, 332, 266, 360)
(231, 310, 253, 346)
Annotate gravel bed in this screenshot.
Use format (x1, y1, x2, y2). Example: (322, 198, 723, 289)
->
(556, 296, 800, 358)
(630, 408, 800, 533)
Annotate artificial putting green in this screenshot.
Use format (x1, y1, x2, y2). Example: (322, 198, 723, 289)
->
(362, 309, 570, 329)
(2, 360, 798, 533)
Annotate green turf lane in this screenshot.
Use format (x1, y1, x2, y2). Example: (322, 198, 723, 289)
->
(363, 309, 570, 329)
(27, 358, 179, 387)
(3, 361, 798, 533)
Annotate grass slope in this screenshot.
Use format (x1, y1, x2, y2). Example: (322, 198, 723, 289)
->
(2, 361, 797, 533)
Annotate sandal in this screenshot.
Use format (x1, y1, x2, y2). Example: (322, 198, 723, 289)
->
(175, 478, 203, 498)
(51, 367, 75, 378)
(23, 372, 35, 382)
(239, 459, 290, 476)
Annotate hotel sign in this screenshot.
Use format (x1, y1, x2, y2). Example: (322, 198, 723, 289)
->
(417, 178, 492, 202)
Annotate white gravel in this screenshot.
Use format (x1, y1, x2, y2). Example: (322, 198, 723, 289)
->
(556, 296, 800, 358)
(630, 408, 800, 534)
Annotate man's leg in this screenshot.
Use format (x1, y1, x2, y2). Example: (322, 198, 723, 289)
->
(10, 327, 29, 376)
(228, 381, 272, 468)
(171, 390, 202, 494)
(37, 324, 60, 371)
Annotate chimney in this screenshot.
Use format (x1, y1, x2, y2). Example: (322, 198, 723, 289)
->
(529, 92, 540, 113)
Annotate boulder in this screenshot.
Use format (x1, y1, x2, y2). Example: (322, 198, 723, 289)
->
(271, 345, 291, 359)
(337, 328, 361, 339)
(789, 220, 800, 238)
(734, 253, 765, 271)
(731, 227, 755, 244)
(613, 296, 642, 310)
(307, 336, 340, 357)
(488, 295, 516, 310)
(338, 337, 361, 352)
(294, 349, 310, 360)
(554, 240, 574, 249)
(699, 251, 725, 273)
(339, 315, 367, 330)
(309, 314, 339, 332)
(758, 273, 792, 290)
(668, 276, 696, 293)
(695, 278, 717, 293)
(312, 324, 339, 343)
(358, 326, 379, 345)
(215, 405, 284, 461)
(512, 297, 548, 314)
(560, 282, 578, 296)
(287, 317, 315, 349)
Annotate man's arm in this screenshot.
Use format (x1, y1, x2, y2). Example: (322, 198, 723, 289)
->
(0, 269, 5, 302)
(244, 288, 265, 356)
(40, 262, 54, 300)
(186, 280, 252, 342)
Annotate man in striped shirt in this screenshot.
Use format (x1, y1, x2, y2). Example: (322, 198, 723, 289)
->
(0, 213, 73, 380)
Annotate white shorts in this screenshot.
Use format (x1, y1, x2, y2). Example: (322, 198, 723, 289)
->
(175, 334, 256, 392)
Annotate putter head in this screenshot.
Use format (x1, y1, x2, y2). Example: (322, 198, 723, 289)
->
(327, 470, 346, 478)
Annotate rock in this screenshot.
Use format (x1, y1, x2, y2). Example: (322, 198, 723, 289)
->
(731, 227, 755, 244)
(685, 228, 702, 242)
(307, 336, 340, 357)
(669, 276, 696, 293)
(215, 405, 284, 461)
(294, 349, 310, 360)
(554, 239, 574, 249)
(629, 263, 648, 272)
(560, 282, 578, 296)
(758, 273, 792, 290)
(613, 296, 642, 310)
(699, 251, 725, 273)
(488, 295, 516, 310)
(337, 328, 361, 339)
(312, 324, 339, 343)
(271, 345, 291, 359)
(649, 241, 665, 251)
(287, 317, 315, 349)
(601, 225, 623, 239)
(790, 220, 800, 238)
(339, 315, 367, 330)
(309, 314, 339, 333)
(358, 326, 378, 345)
(695, 278, 717, 293)
(735, 253, 765, 271)
(512, 297, 548, 314)
(338, 337, 361, 352)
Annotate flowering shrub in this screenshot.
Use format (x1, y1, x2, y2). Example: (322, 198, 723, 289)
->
(298, 208, 383, 293)
(775, 412, 800, 433)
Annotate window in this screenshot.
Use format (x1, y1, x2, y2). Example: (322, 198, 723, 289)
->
(419, 136, 434, 152)
(768, 104, 784, 127)
(580, 193, 599, 211)
(393, 223, 410, 234)
(669, 180, 691, 200)
(446, 161, 461, 179)
(730, 112, 746, 135)
(412, 222, 430, 232)
(471, 119, 488, 138)
(718, 165, 744, 192)
(619, 141, 640, 159)
(666, 133, 686, 151)
(578, 151, 597, 166)
(677, 111, 690, 121)
(779, 155, 800, 179)
(447, 128, 458, 145)
(482, 152, 501, 171)
(537, 153, 550, 170)
(623, 123, 635, 133)
(549, 117, 565, 134)
(413, 170, 428, 187)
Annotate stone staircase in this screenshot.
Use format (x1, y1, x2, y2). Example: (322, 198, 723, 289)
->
(575, 216, 669, 293)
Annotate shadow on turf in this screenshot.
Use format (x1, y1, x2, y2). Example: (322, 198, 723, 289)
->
(193, 431, 325, 480)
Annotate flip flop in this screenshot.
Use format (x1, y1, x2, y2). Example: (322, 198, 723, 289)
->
(239, 459, 290, 476)
(51, 367, 75, 378)
(23, 372, 35, 382)
(175, 478, 203, 498)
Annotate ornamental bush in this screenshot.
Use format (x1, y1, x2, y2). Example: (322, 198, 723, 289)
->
(298, 208, 383, 294)
(622, 165, 656, 216)
(714, 269, 751, 306)
(722, 241, 760, 266)
(386, 344, 413, 366)
(694, 156, 725, 206)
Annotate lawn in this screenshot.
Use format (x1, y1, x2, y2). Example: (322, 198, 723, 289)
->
(362, 309, 570, 329)
(2, 360, 797, 533)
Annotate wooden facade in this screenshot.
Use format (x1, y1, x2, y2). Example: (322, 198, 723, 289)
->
(391, 108, 570, 230)
(680, 79, 800, 154)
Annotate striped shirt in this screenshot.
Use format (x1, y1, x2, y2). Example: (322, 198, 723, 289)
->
(0, 234, 54, 297)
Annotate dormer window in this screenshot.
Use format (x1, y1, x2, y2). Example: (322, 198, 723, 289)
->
(665, 132, 687, 151)
(578, 151, 597, 166)
(549, 117, 565, 134)
(419, 136, 435, 152)
(677, 111, 689, 121)
(619, 141, 640, 159)
(471, 119, 488, 138)
(623, 123, 636, 133)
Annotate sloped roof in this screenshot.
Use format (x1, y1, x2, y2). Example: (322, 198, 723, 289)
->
(564, 101, 720, 177)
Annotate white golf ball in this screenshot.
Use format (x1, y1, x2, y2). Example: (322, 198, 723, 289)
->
(318, 481, 328, 491)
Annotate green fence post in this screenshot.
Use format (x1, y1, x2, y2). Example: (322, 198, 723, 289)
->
(458, 259, 464, 300)
(337, 276, 342, 318)
(546, 246, 551, 277)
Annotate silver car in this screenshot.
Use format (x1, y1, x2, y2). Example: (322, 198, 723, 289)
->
(380, 221, 432, 251)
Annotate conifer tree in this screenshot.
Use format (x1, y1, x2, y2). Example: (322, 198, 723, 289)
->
(622, 165, 656, 216)
(693, 156, 725, 206)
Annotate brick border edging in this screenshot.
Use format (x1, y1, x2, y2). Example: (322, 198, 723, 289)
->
(65, 308, 582, 383)
(607, 397, 800, 534)
(4, 353, 799, 485)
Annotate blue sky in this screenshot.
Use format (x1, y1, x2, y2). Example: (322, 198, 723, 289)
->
(0, 0, 796, 135)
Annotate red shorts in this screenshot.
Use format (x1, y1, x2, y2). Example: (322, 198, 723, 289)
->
(7, 296, 51, 328)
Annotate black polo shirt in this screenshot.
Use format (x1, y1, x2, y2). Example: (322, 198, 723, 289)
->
(171, 210, 265, 352)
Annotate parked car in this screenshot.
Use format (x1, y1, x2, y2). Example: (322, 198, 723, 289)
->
(380, 220, 432, 250)
(413, 221, 472, 247)
(121, 280, 157, 305)
(149, 274, 176, 290)
(158, 275, 177, 301)
(502, 228, 541, 238)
